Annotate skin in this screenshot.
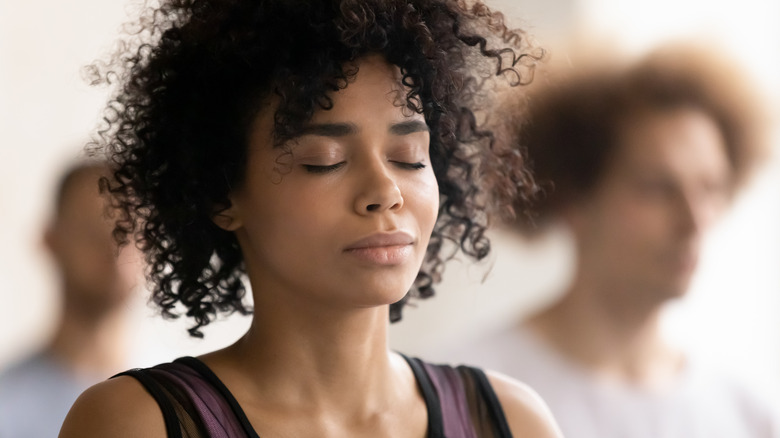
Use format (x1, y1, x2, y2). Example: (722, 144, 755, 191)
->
(61, 55, 561, 437)
(43, 167, 140, 378)
(528, 107, 732, 388)
(47, 168, 138, 317)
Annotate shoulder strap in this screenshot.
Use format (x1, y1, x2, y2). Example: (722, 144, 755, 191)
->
(463, 366, 513, 438)
(402, 355, 445, 438)
(403, 356, 515, 438)
(174, 357, 260, 437)
(113, 369, 183, 438)
(113, 358, 258, 438)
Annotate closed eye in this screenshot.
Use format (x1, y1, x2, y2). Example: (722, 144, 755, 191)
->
(302, 162, 346, 174)
(392, 161, 426, 170)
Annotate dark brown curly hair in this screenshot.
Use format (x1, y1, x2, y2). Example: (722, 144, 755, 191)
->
(90, 0, 541, 336)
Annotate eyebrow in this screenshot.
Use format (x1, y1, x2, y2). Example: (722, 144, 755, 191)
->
(389, 120, 429, 136)
(298, 120, 429, 138)
(299, 123, 358, 137)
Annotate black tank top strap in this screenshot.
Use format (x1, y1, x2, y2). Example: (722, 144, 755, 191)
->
(403, 354, 446, 437)
(111, 358, 258, 437)
(401, 354, 513, 438)
(460, 365, 513, 437)
(173, 357, 260, 436)
(114, 368, 183, 438)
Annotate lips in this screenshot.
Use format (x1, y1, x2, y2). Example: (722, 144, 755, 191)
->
(345, 231, 415, 250)
(344, 231, 415, 265)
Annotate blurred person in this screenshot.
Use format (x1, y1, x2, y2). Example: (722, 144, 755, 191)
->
(58, 1, 563, 437)
(0, 160, 140, 438)
(448, 45, 777, 438)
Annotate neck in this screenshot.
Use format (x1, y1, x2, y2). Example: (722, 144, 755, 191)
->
(212, 291, 410, 417)
(528, 268, 683, 389)
(46, 295, 129, 380)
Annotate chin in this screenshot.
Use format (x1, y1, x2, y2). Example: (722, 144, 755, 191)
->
(667, 287, 689, 300)
(341, 281, 408, 308)
(656, 278, 693, 301)
(365, 285, 414, 307)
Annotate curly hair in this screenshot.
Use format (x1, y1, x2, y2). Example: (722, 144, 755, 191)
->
(510, 43, 767, 231)
(90, 0, 541, 336)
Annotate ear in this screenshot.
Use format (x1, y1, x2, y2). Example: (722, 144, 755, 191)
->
(211, 200, 243, 231)
(559, 199, 588, 237)
(42, 224, 58, 254)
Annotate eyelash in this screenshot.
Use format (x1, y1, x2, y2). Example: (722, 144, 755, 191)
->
(393, 161, 426, 170)
(302, 161, 426, 174)
(302, 162, 346, 174)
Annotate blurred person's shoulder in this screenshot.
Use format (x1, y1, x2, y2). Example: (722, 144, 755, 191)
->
(0, 351, 89, 436)
(0, 351, 58, 383)
(59, 374, 165, 437)
(679, 355, 780, 437)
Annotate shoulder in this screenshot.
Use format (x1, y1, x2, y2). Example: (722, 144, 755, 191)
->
(59, 375, 166, 438)
(485, 369, 564, 438)
(703, 371, 780, 434)
(0, 353, 50, 383)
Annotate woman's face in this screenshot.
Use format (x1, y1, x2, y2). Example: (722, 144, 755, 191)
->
(223, 55, 439, 312)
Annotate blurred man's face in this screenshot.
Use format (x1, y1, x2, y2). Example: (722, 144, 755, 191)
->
(46, 170, 140, 317)
(566, 107, 731, 305)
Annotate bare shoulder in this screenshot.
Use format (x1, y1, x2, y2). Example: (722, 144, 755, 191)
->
(485, 370, 563, 438)
(59, 375, 166, 438)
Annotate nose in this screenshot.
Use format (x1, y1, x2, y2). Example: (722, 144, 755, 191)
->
(677, 198, 698, 238)
(354, 162, 404, 215)
(677, 192, 718, 237)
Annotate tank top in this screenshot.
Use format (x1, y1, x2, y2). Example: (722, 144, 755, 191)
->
(114, 355, 512, 438)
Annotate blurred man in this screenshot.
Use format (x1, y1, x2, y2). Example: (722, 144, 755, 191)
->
(454, 46, 776, 437)
(0, 160, 140, 438)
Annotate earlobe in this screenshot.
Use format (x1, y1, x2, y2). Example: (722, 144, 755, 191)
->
(212, 202, 243, 231)
(560, 202, 586, 235)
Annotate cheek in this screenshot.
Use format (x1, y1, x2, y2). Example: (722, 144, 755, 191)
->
(253, 183, 339, 245)
(60, 249, 115, 289)
(411, 173, 439, 234)
(61, 239, 110, 268)
(601, 198, 675, 251)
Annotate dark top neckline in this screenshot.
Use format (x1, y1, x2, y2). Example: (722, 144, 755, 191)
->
(174, 354, 446, 438)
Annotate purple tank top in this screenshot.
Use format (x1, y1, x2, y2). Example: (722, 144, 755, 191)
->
(115, 355, 512, 437)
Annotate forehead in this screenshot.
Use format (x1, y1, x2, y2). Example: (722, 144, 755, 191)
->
(56, 175, 111, 229)
(59, 171, 103, 209)
(610, 107, 730, 178)
(249, 55, 422, 147)
(308, 55, 412, 123)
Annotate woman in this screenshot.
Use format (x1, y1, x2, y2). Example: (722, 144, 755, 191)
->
(61, 0, 560, 436)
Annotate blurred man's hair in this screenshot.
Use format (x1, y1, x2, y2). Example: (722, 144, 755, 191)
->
(506, 43, 768, 232)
